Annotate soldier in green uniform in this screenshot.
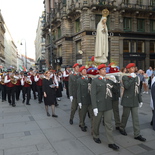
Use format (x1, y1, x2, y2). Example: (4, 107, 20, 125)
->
(69, 63, 81, 125)
(77, 66, 93, 132)
(119, 63, 146, 142)
(91, 64, 119, 150)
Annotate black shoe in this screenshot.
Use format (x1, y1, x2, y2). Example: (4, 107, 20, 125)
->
(34, 97, 37, 100)
(2, 100, 4, 102)
(52, 114, 58, 117)
(81, 127, 87, 132)
(26, 103, 31, 105)
(69, 119, 73, 125)
(119, 129, 127, 136)
(47, 112, 50, 117)
(150, 121, 153, 126)
(108, 144, 119, 150)
(115, 127, 120, 130)
(134, 135, 146, 142)
(12, 104, 16, 107)
(79, 125, 87, 129)
(38, 101, 42, 104)
(55, 103, 59, 107)
(22, 99, 25, 103)
(93, 138, 101, 144)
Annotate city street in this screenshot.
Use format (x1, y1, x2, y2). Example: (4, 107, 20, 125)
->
(0, 90, 154, 155)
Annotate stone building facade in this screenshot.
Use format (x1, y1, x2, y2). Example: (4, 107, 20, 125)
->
(0, 10, 5, 68)
(43, 0, 155, 70)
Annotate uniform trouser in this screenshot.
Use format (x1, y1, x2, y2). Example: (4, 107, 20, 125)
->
(30, 82, 36, 99)
(15, 85, 22, 100)
(93, 109, 114, 144)
(80, 104, 93, 128)
(120, 106, 140, 137)
(36, 85, 43, 102)
(112, 100, 121, 128)
(22, 87, 31, 104)
(6, 86, 15, 105)
(70, 98, 82, 125)
(64, 81, 69, 98)
(1, 84, 6, 100)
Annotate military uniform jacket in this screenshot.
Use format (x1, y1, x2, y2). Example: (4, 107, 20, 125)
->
(77, 76, 92, 105)
(91, 76, 116, 112)
(69, 73, 80, 98)
(121, 75, 142, 107)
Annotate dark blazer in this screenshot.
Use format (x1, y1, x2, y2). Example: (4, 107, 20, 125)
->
(77, 77, 92, 105)
(91, 76, 115, 112)
(121, 76, 142, 107)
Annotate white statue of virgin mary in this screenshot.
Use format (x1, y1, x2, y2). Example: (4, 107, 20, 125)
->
(94, 9, 109, 63)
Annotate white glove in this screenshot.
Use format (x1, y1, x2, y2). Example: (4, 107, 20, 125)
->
(110, 75, 117, 83)
(139, 102, 143, 108)
(78, 103, 82, 109)
(130, 73, 136, 78)
(70, 96, 73, 102)
(93, 108, 98, 116)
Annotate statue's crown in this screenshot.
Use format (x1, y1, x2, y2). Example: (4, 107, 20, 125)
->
(102, 9, 109, 17)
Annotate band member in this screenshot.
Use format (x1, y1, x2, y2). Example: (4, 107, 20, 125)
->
(42, 71, 58, 117)
(21, 72, 32, 105)
(0, 72, 6, 102)
(63, 66, 70, 98)
(91, 64, 119, 150)
(4, 69, 16, 107)
(55, 71, 63, 101)
(28, 68, 37, 99)
(14, 72, 22, 101)
(34, 70, 44, 103)
(77, 66, 93, 132)
(69, 63, 81, 125)
(119, 63, 146, 142)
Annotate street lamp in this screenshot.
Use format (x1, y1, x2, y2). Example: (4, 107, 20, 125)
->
(20, 39, 27, 69)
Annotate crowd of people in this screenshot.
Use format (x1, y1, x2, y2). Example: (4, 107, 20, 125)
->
(0, 63, 155, 151)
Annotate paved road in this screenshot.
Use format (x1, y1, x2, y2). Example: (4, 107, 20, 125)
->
(0, 90, 154, 155)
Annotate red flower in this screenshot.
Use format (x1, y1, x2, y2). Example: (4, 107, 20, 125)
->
(74, 74, 76, 75)
(82, 77, 84, 79)
(128, 76, 132, 78)
(98, 77, 102, 80)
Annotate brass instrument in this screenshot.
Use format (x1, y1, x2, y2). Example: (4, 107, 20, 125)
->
(0, 76, 5, 85)
(25, 77, 31, 84)
(39, 74, 44, 79)
(10, 75, 17, 84)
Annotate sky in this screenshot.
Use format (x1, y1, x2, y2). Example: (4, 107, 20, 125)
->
(0, 0, 44, 59)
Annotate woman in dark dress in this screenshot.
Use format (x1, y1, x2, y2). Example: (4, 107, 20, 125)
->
(42, 71, 58, 117)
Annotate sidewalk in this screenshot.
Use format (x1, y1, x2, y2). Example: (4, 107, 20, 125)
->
(0, 90, 154, 155)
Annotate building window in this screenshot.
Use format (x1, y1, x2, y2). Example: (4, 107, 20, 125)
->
(137, 0, 142, 5)
(123, 40, 131, 53)
(75, 18, 80, 33)
(123, 0, 129, 4)
(137, 41, 144, 53)
(95, 14, 109, 29)
(58, 27, 61, 38)
(137, 19, 145, 32)
(150, 41, 155, 53)
(123, 18, 131, 31)
(57, 45, 62, 57)
(150, 20, 155, 32)
(150, 0, 155, 6)
(76, 40, 81, 54)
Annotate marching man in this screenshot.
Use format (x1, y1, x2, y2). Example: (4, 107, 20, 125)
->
(77, 66, 93, 132)
(91, 64, 119, 150)
(119, 63, 146, 142)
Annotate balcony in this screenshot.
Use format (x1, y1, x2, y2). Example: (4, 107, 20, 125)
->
(120, 3, 154, 12)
